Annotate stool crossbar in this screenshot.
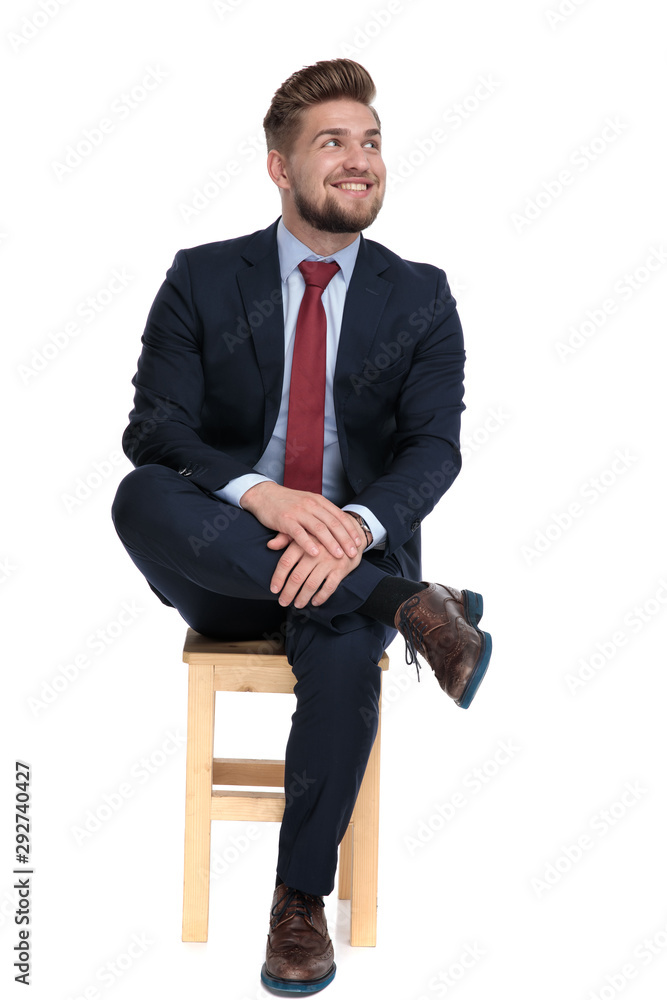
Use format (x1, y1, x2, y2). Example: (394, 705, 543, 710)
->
(181, 628, 389, 946)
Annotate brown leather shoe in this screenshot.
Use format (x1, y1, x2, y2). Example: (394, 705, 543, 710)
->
(261, 883, 336, 994)
(394, 583, 492, 708)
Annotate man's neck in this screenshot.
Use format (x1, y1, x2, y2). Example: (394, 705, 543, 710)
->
(280, 213, 359, 257)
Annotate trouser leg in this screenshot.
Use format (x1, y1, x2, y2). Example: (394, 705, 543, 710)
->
(111, 464, 389, 632)
(111, 463, 405, 898)
(277, 614, 395, 898)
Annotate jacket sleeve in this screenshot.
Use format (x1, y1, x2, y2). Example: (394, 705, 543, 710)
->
(121, 249, 258, 492)
(350, 269, 465, 557)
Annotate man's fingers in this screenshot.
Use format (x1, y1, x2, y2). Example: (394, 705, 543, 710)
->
(266, 531, 292, 550)
(277, 561, 313, 607)
(270, 542, 303, 595)
(280, 518, 323, 557)
(283, 510, 359, 560)
(241, 482, 362, 559)
(311, 507, 363, 556)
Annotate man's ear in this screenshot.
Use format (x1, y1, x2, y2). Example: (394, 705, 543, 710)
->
(267, 149, 291, 191)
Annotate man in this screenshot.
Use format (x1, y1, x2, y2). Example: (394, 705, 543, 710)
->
(112, 58, 491, 995)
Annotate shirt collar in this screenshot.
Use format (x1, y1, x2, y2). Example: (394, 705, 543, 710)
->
(277, 216, 360, 289)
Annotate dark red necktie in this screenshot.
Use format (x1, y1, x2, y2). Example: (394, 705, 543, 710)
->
(283, 259, 340, 493)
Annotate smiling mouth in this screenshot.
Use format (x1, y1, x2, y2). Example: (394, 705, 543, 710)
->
(331, 181, 374, 198)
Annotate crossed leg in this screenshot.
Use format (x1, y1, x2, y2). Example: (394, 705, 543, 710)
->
(111, 464, 399, 892)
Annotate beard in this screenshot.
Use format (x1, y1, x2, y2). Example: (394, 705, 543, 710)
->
(291, 178, 384, 234)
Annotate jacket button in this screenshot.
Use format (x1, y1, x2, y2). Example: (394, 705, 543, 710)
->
(410, 518, 421, 531)
(179, 467, 192, 476)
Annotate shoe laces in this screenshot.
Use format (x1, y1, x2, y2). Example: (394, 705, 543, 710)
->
(271, 886, 324, 929)
(396, 594, 425, 682)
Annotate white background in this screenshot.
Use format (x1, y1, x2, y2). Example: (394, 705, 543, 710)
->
(2, 1, 667, 998)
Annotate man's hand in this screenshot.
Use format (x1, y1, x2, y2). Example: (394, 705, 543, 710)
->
(240, 481, 363, 559)
(267, 537, 365, 608)
(239, 481, 367, 608)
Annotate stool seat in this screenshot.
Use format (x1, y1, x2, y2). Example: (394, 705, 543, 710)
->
(181, 628, 388, 946)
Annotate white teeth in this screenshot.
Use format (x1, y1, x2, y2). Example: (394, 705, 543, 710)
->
(338, 183, 367, 191)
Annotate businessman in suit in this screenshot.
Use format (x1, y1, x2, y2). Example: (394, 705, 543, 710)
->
(112, 58, 491, 995)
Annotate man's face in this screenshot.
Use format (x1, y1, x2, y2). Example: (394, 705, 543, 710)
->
(279, 98, 386, 235)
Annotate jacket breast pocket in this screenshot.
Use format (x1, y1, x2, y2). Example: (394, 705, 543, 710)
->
(358, 355, 408, 385)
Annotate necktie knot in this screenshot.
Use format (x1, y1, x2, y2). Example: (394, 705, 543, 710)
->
(298, 259, 340, 290)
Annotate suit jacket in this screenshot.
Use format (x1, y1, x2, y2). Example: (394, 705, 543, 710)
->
(122, 217, 466, 581)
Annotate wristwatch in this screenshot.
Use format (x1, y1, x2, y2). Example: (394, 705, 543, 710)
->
(348, 511, 373, 549)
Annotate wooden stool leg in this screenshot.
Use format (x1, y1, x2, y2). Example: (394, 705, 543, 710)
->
(338, 825, 352, 900)
(350, 675, 382, 946)
(182, 662, 215, 942)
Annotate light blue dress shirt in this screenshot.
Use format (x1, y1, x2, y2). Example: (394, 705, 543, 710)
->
(214, 217, 386, 549)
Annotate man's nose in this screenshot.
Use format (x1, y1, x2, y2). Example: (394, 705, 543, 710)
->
(341, 144, 373, 172)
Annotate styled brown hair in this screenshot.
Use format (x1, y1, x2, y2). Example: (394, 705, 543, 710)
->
(263, 58, 381, 156)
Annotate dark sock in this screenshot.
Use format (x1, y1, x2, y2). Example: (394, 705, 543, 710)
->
(275, 873, 284, 888)
(358, 577, 428, 628)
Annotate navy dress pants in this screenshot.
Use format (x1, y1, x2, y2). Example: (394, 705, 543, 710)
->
(111, 464, 400, 896)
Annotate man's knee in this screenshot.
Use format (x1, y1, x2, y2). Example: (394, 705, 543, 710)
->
(111, 464, 178, 531)
(286, 622, 384, 698)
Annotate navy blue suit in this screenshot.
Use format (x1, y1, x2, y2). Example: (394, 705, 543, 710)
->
(112, 216, 465, 893)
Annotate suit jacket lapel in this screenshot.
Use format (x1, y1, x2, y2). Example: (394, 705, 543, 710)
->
(236, 219, 285, 448)
(335, 233, 393, 386)
(334, 233, 393, 472)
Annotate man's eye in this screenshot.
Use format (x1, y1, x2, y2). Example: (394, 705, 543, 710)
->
(322, 138, 379, 149)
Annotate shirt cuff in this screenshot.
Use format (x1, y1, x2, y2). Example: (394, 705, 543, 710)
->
(343, 504, 387, 551)
(214, 474, 274, 508)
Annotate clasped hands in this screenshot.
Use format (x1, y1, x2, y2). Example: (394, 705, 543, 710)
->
(239, 481, 368, 609)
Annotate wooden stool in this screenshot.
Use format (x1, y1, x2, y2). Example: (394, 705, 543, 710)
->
(181, 627, 389, 946)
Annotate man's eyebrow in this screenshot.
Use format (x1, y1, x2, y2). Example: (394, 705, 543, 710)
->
(311, 127, 381, 142)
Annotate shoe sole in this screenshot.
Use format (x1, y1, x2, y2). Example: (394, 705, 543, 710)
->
(260, 961, 336, 995)
(457, 590, 492, 710)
